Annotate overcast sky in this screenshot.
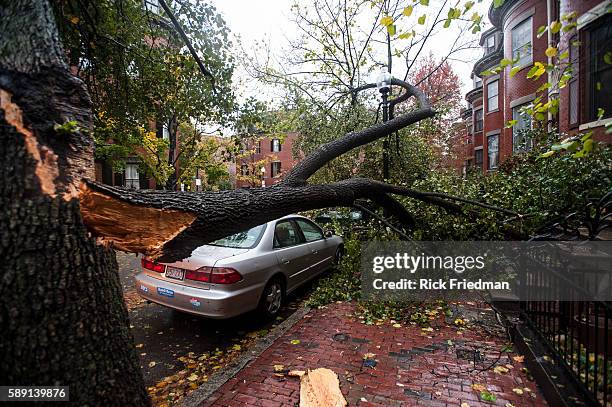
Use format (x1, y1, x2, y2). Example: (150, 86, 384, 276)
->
(208, 0, 492, 105)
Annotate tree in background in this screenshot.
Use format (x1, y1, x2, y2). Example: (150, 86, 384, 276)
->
(245, 0, 479, 186)
(403, 53, 464, 171)
(53, 0, 235, 189)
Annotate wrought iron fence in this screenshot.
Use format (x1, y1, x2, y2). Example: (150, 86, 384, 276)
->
(521, 191, 612, 406)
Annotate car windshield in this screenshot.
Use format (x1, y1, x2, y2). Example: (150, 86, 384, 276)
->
(209, 224, 266, 249)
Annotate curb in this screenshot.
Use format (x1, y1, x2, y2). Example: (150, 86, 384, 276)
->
(180, 306, 311, 407)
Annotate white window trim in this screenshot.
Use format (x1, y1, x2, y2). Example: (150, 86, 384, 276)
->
(511, 16, 533, 68)
(578, 118, 612, 131)
(486, 80, 499, 113)
(578, 0, 612, 30)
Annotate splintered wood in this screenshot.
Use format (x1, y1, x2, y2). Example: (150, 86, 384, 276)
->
(299, 368, 347, 407)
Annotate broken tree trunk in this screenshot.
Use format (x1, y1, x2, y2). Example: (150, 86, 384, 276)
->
(299, 368, 347, 407)
(0, 1, 147, 405)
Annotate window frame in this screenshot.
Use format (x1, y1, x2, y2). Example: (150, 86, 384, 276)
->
(273, 220, 305, 249)
(271, 161, 282, 178)
(474, 149, 484, 168)
(486, 80, 499, 112)
(295, 218, 325, 242)
(125, 163, 140, 190)
(586, 15, 612, 121)
(487, 134, 499, 171)
(511, 17, 533, 68)
(271, 138, 282, 152)
(474, 109, 484, 132)
(512, 104, 532, 153)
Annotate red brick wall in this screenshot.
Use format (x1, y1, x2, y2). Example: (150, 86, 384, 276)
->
(499, 0, 549, 164)
(235, 133, 299, 188)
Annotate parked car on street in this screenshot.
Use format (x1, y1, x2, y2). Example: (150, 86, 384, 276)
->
(135, 215, 343, 319)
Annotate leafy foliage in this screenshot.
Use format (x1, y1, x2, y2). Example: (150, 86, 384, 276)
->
(53, 0, 235, 185)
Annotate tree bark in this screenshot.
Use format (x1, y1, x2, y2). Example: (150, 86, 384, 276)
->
(0, 1, 148, 405)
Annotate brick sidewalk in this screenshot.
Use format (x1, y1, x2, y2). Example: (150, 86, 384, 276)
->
(203, 302, 547, 407)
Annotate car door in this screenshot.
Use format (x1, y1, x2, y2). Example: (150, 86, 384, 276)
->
(294, 218, 334, 276)
(273, 220, 311, 291)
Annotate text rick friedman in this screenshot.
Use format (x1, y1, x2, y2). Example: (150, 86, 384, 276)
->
(372, 278, 510, 290)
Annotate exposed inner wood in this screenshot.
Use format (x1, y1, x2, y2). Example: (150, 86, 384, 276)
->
(0, 88, 59, 197)
(300, 368, 347, 407)
(79, 183, 197, 258)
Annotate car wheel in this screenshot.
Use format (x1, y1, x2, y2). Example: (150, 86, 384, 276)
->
(333, 246, 344, 266)
(258, 278, 284, 319)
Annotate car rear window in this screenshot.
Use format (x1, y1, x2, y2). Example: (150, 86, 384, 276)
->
(210, 224, 266, 249)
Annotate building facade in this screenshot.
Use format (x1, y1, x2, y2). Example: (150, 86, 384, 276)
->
(235, 133, 299, 188)
(463, 0, 611, 173)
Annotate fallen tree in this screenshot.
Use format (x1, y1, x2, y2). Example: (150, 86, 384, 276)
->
(0, 1, 517, 405)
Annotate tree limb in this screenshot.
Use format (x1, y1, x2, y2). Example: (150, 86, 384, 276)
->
(157, 0, 217, 93)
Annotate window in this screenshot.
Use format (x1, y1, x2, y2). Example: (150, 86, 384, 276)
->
(295, 219, 324, 242)
(256, 140, 261, 154)
(512, 104, 532, 152)
(211, 224, 266, 249)
(487, 134, 499, 171)
(485, 35, 495, 54)
(241, 164, 249, 176)
(474, 109, 483, 132)
(271, 161, 281, 177)
(474, 149, 483, 169)
(474, 76, 482, 89)
(512, 17, 532, 67)
(273, 221, 302, 248)
(568, 35, 580, 126)
(125, 163, 140, 189)
(162, 124, 169, 141)
(271, 138, 282, 152)
(588, 16, 612, 120)
(487, 80, 499, 112)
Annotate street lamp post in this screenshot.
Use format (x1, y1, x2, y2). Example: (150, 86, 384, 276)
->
(260, 166, 266, 188)
(376, 70, 393, 181)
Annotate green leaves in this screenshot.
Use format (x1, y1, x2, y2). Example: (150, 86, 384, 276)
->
(419, 0, 429, 5)
(550, 20, 562, 34)
(418, 14, 426, 25)
(480, 391, 497, 402)
(526, 62, 546, 80)
(402, 6, 413, 17)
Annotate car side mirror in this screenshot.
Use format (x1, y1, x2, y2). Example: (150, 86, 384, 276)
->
(324, 229, 334, 238)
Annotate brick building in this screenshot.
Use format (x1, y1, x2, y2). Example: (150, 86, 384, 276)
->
(462, 0, 611, 173)
(235, 133, 299, 188)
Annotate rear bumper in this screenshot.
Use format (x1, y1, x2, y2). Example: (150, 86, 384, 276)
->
(134, 272, 261, 319)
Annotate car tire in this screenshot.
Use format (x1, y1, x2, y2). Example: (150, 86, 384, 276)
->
(257, 277, 285, 320)
(333, 246, 344, 266)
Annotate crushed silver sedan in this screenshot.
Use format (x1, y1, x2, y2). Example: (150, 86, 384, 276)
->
(135, 215, 344, 319)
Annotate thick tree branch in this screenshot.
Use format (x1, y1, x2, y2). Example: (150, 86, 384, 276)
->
(284, 79, 434, 185)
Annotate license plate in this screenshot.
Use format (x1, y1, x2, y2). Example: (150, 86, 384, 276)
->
(165, 266, 185, 280)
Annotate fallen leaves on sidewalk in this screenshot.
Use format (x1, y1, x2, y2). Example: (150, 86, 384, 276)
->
(123, 289, 147, 310)
(147, 335, 258, 406)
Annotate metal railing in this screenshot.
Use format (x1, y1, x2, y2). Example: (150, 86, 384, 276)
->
(521, 191, 612, 406)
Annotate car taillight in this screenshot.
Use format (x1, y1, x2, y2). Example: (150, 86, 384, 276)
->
(185, 267, 212, 282)
(210, 267, 242, 284)
(141, 258, 165, 273)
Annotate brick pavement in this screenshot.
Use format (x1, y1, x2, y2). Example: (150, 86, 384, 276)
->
(203, 302, 547, 407)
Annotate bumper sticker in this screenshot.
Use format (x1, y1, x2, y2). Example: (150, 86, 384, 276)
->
(190, 298, 201, 307)
(140, 284, 148, 293)
(157, 287, 174, 298)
